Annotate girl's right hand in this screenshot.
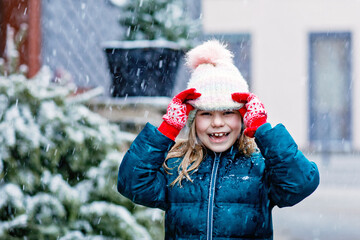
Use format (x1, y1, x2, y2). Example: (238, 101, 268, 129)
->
(158, 88, 201, 140)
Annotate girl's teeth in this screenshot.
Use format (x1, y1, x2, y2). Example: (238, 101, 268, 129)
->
(213, 133, 224, 137)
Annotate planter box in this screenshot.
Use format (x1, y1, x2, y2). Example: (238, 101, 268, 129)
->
(103, 40, 184, 97)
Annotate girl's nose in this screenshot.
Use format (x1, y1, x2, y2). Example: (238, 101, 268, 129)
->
(211, 113, 225, 127)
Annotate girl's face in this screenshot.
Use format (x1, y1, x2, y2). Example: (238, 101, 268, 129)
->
(195, 110, 242, 153)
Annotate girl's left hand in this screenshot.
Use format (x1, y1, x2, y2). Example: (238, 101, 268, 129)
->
(231, 92, 267, 138)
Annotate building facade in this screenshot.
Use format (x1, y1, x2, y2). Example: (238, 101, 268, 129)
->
(202, 0, 360, 152)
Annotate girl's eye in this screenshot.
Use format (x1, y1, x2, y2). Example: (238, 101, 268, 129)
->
(224, 111, 235, 115)
(200, 112, 211, 116)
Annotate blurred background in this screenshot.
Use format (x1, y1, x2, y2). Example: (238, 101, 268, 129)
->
(0, 0, 359, 239)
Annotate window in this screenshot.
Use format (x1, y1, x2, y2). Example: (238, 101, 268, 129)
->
(309, 32, 352, 151)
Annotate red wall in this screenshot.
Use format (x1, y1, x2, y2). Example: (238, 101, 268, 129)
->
(0, 0, 41, 78)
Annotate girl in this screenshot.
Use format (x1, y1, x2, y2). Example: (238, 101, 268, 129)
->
(117, 40, 319, 240)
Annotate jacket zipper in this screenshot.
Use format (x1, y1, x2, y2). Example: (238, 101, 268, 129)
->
(206, 153, 221, 240)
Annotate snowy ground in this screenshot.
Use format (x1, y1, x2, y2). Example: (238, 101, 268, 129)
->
(273, 153, 360, 240)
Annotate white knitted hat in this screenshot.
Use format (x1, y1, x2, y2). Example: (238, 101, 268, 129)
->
(186, 40, 249, 111)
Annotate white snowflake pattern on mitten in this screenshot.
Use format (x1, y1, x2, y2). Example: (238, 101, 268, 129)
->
(162, 98, 188, 130)
(243, 95, 267, 127)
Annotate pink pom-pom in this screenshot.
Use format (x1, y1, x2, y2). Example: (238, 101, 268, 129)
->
(185, 40, 234, 70)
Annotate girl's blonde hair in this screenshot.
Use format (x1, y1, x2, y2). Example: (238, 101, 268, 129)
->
(163, 117, 257, 187)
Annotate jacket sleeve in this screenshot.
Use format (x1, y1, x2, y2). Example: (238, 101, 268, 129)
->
(117, 123, 174, 210)
(254, 123, 320, 208)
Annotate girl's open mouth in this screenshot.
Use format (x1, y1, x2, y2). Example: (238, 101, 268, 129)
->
(209, 132, 230, 142)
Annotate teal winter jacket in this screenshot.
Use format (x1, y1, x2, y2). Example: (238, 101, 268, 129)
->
(117, 123, 319, 239)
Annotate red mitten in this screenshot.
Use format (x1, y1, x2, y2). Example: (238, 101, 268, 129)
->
(158, 88, 201, 140)
(232, 92, 267, 138)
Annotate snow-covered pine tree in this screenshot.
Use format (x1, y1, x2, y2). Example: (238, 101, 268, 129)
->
(0, 26, 164, 240)
(117, 0, 200, 48)
(0, 67, 165, 240)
